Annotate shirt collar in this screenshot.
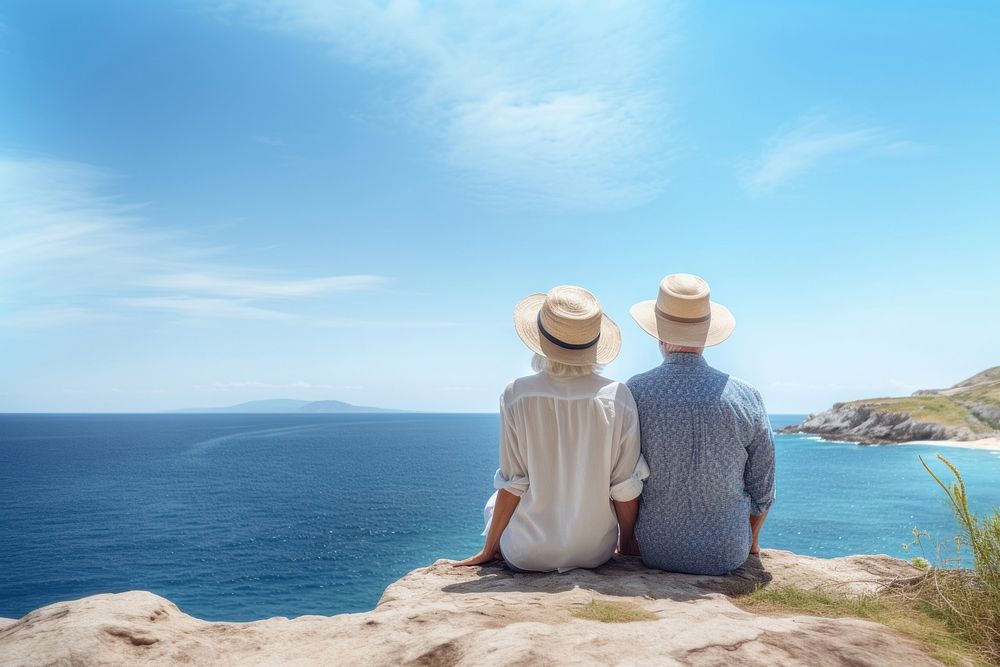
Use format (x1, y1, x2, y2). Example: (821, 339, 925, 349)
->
(662, 352, 708, 367)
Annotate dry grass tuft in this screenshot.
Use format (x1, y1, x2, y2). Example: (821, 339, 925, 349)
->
(571, 599, 657, 623)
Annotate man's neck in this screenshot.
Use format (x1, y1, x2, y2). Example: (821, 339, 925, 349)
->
(662, 351, 707, 366)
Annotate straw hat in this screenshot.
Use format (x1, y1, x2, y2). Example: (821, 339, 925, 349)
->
(630, 274, 735, 347)
(514, 286, 621, 366)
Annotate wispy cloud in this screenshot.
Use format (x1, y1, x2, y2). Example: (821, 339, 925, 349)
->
(738, 112, 917, 196)
(209, 1, 676, 208)
(0, 154, 390, 326)
(116, 297, 294, 320)
(143, 273, 388, 298)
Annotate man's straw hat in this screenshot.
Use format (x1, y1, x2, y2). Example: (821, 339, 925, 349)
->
(630, 274, 735, 347)
(514, 286, 621, 366)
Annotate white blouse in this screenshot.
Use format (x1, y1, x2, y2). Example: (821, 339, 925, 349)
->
(485, 371, 649, 572)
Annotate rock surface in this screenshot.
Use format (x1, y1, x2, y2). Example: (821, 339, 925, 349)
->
(0, 550, 941, 666)
(780, 404, 979, 443)
(780, 366, 1000, 443)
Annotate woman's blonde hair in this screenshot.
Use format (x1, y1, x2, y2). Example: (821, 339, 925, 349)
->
(531, 354, 601, 377)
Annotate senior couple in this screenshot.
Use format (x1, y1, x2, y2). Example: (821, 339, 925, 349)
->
(452, 273, 776, 576)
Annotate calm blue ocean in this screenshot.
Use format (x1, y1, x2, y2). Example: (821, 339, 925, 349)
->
(2, 413, 999, 622)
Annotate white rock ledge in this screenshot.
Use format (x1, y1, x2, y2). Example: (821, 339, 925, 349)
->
(0, 550, 940, 666)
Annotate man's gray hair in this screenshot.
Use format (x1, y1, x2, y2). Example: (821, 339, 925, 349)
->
(659, 341, 705, 358)
(532, 354, 601, 377)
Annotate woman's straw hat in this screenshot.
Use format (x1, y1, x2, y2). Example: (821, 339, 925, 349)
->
(630, 274, 735, 347)
(514, 286, 621, 366)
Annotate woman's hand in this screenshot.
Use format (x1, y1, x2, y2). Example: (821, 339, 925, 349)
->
(450, 545, 500, 567)
(452, 490, 520, 568)
(617, 536, 641, 557)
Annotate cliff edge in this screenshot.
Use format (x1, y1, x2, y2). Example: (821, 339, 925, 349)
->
(0, 550, 942, 666)
(781, 366, 1000, 444)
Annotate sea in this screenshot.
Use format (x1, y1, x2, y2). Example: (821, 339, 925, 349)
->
(2, 413, 999, 622)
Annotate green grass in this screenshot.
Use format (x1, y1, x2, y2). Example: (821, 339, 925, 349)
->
(832, 366, 1000, 434)
(956, 384, 1000, 409)
(846, 396, 985, 431)
(738, 586, 986, 666)
(741, 585, 888, 619)
(571, 599, 658, 623)
(953, 382, 1000, 430)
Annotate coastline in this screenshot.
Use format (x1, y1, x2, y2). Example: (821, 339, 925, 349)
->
(901, 437, 1000, 453)
(783, 431, 1000, 452)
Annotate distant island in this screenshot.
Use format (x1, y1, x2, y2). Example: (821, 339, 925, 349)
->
(780, 367, 1000, 444)
(172, 399, 404, 414)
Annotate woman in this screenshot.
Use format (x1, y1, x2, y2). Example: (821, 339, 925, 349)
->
(453, 285, 649, 572)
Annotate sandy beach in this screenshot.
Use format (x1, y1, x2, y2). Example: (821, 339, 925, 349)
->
(902, 437, 1000, 453)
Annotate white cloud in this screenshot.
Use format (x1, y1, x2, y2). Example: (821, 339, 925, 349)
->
(210, 0, 675, 208)
(143, 273, 389, 298)
(116, 297, 294, 320)
(0, 158, 149, 267)
(738, 113, 912, 196)
(0, 154, 390, 326)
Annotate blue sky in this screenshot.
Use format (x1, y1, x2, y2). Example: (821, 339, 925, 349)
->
(1, 1, 998, 413)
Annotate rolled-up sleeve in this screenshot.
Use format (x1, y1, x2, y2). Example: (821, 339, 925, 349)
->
(610, 392, 649, 502)
(745, 398, 776, 515)
(493, 393, 529, 497)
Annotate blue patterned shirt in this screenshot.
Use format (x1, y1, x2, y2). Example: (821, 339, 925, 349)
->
(627, 353, 775, 575)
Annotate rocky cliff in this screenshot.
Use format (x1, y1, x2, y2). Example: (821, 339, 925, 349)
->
(0, 551, 942, 666)
(781, 366, 1000, 444)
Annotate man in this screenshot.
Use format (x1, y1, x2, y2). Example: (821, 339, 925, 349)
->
(624, 273, 775, 575)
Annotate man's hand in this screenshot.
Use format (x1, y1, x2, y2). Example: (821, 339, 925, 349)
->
(450, 545, 500, 567)
(749, 510, 768, 555)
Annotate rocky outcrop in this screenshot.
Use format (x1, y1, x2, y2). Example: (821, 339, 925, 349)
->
(0, 550, 940, 666)
(781, 404, 979, 444)
(781, 366, 1000, 443)
(962, 401, 1000, 429)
